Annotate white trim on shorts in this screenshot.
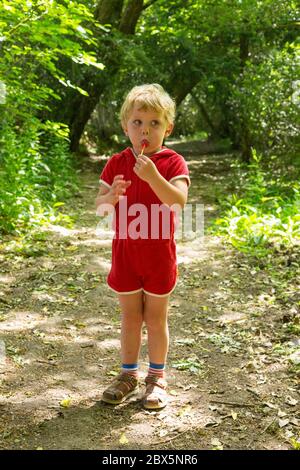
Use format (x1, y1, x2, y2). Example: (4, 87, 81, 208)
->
(108, 282, 177, 297)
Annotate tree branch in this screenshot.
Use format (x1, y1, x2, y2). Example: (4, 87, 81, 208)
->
(94, 0, 124, 24)
(119, 0, 144, 35)
(142, 0, 159, 11)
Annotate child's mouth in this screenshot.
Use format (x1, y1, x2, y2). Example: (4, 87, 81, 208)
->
(141, 139, 150, 148)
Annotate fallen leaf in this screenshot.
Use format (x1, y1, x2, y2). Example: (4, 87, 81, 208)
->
(285, 396, 298, 406)
(178, 405, 192, 417)
(264, 402, 277, 409)
(119, 433, 129, 445)
(107, 370, 118, 377)
(289, 351, 300, 365)
(209, 405, 218, 411)
(211, 438, 223, 450)
(278, 418, 289, 428)
(204, 417, 222, 428)
(231, 410, 238, 421)
(60, 398, 72, 408)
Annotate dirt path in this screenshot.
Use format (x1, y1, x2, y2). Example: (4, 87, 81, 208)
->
(0, 144, 299, 450)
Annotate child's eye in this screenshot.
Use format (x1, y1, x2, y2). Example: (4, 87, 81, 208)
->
(151, 120, 160, 126)
(133, 120, 141, 126)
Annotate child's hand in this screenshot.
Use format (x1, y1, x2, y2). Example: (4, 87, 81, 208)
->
(133, 155, 158, 183)
(108, 175, 131, 204)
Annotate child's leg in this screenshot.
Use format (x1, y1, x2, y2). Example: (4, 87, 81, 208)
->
(102, 291, 143, 405)
(142, 293, 170, 409)
(143, 293, 170, 370)
(118, 291, 144, 368)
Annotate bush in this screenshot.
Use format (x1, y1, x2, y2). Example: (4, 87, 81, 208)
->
(213, 150, 300, 255)
(0, 118, 76, 235)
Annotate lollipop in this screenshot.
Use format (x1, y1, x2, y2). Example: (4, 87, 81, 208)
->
(140, 139, 149, 156)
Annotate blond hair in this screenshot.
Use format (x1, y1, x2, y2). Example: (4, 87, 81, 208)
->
(120, 84, 176, 128)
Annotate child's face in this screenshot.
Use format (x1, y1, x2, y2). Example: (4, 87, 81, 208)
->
(124, 104, 173, 155)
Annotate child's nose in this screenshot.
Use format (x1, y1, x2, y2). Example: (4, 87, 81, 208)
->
(142, 124, 149, 135)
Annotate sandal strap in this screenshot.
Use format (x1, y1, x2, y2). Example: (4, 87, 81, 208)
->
(115, 373, 138, 392)
(105, 373, 138, 395)
(145, 375, 167, 390)
(116, 373, 138, 385)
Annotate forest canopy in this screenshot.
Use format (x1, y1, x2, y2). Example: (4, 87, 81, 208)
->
(0, 0, 299, 246)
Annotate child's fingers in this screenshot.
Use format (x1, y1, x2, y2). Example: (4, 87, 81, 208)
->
(113, 174, 124, 182)
(113, 180, 131, 191)
(113, 182, 130, 197)
(112, 178, 131, 188)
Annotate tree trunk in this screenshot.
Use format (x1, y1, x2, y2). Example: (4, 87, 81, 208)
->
(95, 0, 124, 24)
(50, 0, 147, 152)
(69, 0, 149, 151)
(119, 0, 144, 34)
(190, 92, 219, 137)
(239, 31, 252, 162)
(167, 72, 201, 107)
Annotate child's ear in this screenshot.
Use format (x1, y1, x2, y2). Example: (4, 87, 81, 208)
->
(122, 126, 128, 136)
(165, 123, 174, 137)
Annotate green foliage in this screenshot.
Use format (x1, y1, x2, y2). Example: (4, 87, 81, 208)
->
(213, 150, 300, 255)
(0, 117, 76, 234)
(0, 0, 299, 238)
(229, 44, 299, 154)
(290, 437, 300, 451)
(0, 0, 104, 234)
(173, 356, 204, 375)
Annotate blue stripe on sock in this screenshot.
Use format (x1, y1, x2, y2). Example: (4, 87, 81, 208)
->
(149, 362, 165, 370)
(122, 363, 138, 370)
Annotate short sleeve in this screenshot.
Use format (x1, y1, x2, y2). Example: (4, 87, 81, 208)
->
(99, 156, 116, 189)
(167, 154, 191, 187)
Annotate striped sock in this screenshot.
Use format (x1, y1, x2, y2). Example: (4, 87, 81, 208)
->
(121, 363, 139, 378)
(148, 362, 165, 379)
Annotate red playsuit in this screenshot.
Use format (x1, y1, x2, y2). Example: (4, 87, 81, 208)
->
(99, 147, 190, 296)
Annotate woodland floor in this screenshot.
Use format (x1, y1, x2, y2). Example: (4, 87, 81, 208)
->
(0, 140, 299, 450)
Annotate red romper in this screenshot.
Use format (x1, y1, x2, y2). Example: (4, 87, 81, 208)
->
(99, 147, 190, 296)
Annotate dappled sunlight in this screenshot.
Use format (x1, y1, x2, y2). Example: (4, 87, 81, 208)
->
(214, 311, 248, 325)
(0, 275, 16, 285)
(0, 153, 298, 450)
(75, 238, 112, 248)
(44, 224, 87, 237)
(96, 338, 120, 352)
(42, 225, 113, 249)
(0, 310, 45, 331)
(1, 0, 298, 450)
(176, 235, 222, 265)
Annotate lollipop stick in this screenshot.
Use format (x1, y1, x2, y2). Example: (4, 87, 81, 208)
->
(140, 144, 146, 156)
(140, 139, 149, 156)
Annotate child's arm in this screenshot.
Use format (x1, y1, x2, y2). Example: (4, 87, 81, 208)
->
(133, 156, 188, 208)
(96, 175, 131, 216)
(149, 174, 188, 208)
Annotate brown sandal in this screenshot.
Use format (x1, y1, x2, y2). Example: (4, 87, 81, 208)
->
(142, 375, 168, 410)
(102, 373, 139, 405)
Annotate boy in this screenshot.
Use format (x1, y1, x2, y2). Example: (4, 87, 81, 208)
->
(96, 84, 190, 409)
